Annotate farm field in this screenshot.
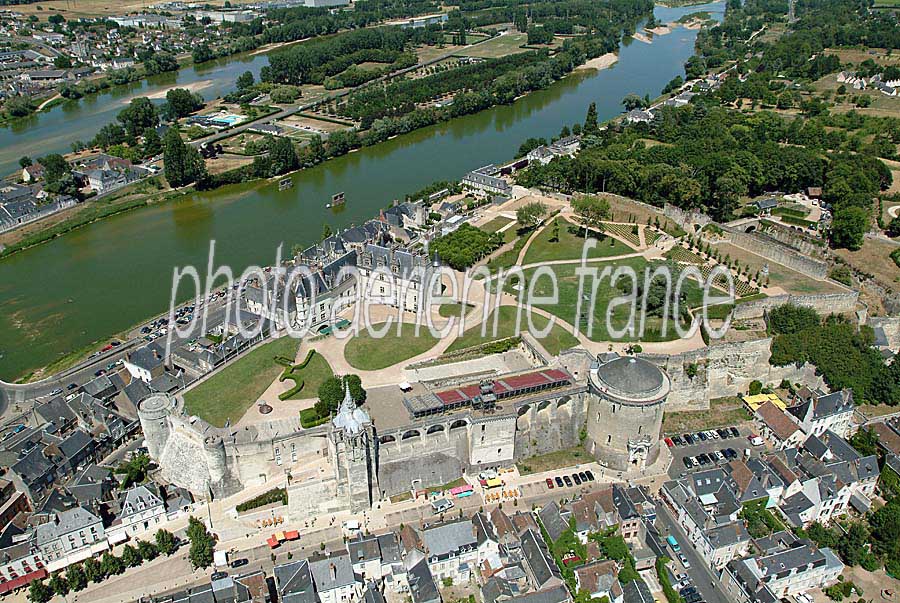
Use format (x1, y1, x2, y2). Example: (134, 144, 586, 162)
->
(459, 32, 529, 59)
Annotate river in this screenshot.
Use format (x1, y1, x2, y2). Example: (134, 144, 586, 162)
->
(0, 2, 724, 381)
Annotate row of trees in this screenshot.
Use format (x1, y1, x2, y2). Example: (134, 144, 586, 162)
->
(28, 529, 179, 603)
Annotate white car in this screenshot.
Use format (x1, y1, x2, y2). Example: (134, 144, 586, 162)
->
(714, 450, 726, 462)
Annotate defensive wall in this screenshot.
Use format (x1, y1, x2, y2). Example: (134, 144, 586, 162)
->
(731, 292, 859, 320)
(719, 225, 829, 280)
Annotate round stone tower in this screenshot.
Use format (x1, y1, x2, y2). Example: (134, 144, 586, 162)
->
(138, 393, 176, 460)
(585, 354, 670, 471)
(204, 434, 228, 486)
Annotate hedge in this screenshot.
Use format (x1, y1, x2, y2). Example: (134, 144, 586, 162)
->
(236, 487, 288, 513)
(277, 349, 316, 401)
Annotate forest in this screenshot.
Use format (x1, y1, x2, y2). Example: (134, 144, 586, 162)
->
(515, 102, 891, 246)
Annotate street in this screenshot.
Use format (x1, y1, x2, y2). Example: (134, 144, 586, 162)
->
(656, 504, 731, 603)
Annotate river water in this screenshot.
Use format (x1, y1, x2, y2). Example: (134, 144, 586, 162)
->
(0, 2, 724, 380)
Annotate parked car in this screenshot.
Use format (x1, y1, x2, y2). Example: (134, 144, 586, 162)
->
(546, 478, 554, 489)
(697, 432, 708, 441)
(66, 383, 78, 391)
(211, 571, 228, 581)
(682, 457, 694, 469)
(678, 553, 691, 569)
(584, 471, 595, 481)
(665, 437, 675, 448)
(572, 473, 582, 485)
(578, 472, 588, 482)
(696, 453, 710, 465)
(730, 427, 740, 438)
(555, 476, 564, 488)
(230, 558, 248, 568)
(672, 435, 684, 446)
(50, 388, 63, 396)
(717, 428, 730, 439)
(684, 593, 702, 603)
(683, 433, 695, 445)
(680, 587, 697, 597)
(563, 475, 573, 487)
(714, 450, 726, 463)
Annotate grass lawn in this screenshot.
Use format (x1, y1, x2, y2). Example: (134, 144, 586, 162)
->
(438, 302, 473, 318)
(502, 258, 706, 343)
(446, 305, 579, 355)
(523, 218, 633, 265)
(662, 396, 751, 434)
(480, 216, 515, 233)
(281, 352, 334, 400)
(460, 32, 529, 58)
(344, 322, 440, 370)
(517, 446, 591, 475)
(184, 336, 299, 427)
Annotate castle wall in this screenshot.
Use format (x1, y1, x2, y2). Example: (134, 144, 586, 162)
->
(376, 426, 470, 496)
(468, 416, 517, 468)
(643, 338, 825, 410)
(731, 292, 858, 320)
(513, 392, 587, 461)
(227, 430, 328, 488)
(584, 396, 663, 471)
(720, 226, 829, 280)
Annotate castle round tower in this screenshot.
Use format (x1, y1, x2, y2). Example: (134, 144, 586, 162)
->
(204, 434, 228, 486)
(585, 354, 669, 471)
(137, 393, 177, 460)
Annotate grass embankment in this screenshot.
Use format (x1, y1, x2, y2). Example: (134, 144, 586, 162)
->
(184, 336, 299, 427)
(517, 446, 591, 475)
(343, 322, 440, 370)
(446, 306, 579, 356)
(522, 217, 633, 265)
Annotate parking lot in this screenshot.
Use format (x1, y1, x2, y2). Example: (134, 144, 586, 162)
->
(665, 425, 763, 479)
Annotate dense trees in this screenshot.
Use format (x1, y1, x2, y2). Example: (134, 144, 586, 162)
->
(516, 201, 548, 229)
(164, 88, 204, 120)
(830, 206, 868, 250)
(117, 97, 159, 138)
(251, 135, 300, 178)
(770, 314, 900, 406)
(163, 129, 207, 188)
(315, 374, 366, 418)
(187, 517, 215, 569)
(429, 223, 503, 270)
(766, 303, 820, 335)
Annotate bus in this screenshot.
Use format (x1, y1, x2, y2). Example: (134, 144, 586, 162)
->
(666, 535, 681, 552)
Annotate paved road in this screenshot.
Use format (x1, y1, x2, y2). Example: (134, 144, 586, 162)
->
(656, 504, 731, 603)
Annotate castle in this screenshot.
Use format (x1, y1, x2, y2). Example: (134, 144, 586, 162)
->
(139, 349, 672, 519)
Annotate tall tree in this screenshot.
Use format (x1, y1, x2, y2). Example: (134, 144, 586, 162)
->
(163, 129, 206, 188)
(572, 194, 610, 237)
(584, 102, 598, 133)
(117, 97, 159, 139)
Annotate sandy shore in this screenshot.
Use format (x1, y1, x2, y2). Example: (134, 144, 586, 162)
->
(575, 52, 619, 72)
(680, 20, 706, 30)
(144, 80, 214, 99)
(646, 25, 672, 35)
(632, 32, 652, 44)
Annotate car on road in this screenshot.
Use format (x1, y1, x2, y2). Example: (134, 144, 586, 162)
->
(572, 473, 582, 485)
(584, 471, 595, 481)
(50, 388, 62, 396)
(666, 535, 680, 552)
(555, 477, 564, 488)
(546, 478, 554, 489)
(563, 475, 573, 487)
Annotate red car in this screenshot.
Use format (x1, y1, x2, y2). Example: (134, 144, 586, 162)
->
(545, 477, 554, 489)
(664, 437, 675, 448)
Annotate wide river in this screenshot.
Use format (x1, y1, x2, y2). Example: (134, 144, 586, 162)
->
(0, 2, 724, 380)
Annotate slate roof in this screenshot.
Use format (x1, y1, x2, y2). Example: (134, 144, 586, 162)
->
(35, 506, 102, 546)
(309, 553, 356, 592)
(421, 519, 477, 558)
(537, 502, 568, 542)
(521, 529, 561, 589)
(275, 559, 317, 603)
(407, 558, 440, 603)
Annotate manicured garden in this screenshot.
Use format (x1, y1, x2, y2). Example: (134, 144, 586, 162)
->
(343, 322, 440, 370)
(184, 336, 299, 427)
(275, 350, 334, 400)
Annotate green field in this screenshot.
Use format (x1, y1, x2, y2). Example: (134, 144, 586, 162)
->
(344, 322, 440, 370)
(480, 215, 515, 233)
(502, 258, 706, 343)
(874, 0, 900, 8)
(438, 302, 474, 318)
(446, 305, 579, 355)
(184, 336, 299, 427)
(522, 218, 633, 265)
(460, 32, 529, 58)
